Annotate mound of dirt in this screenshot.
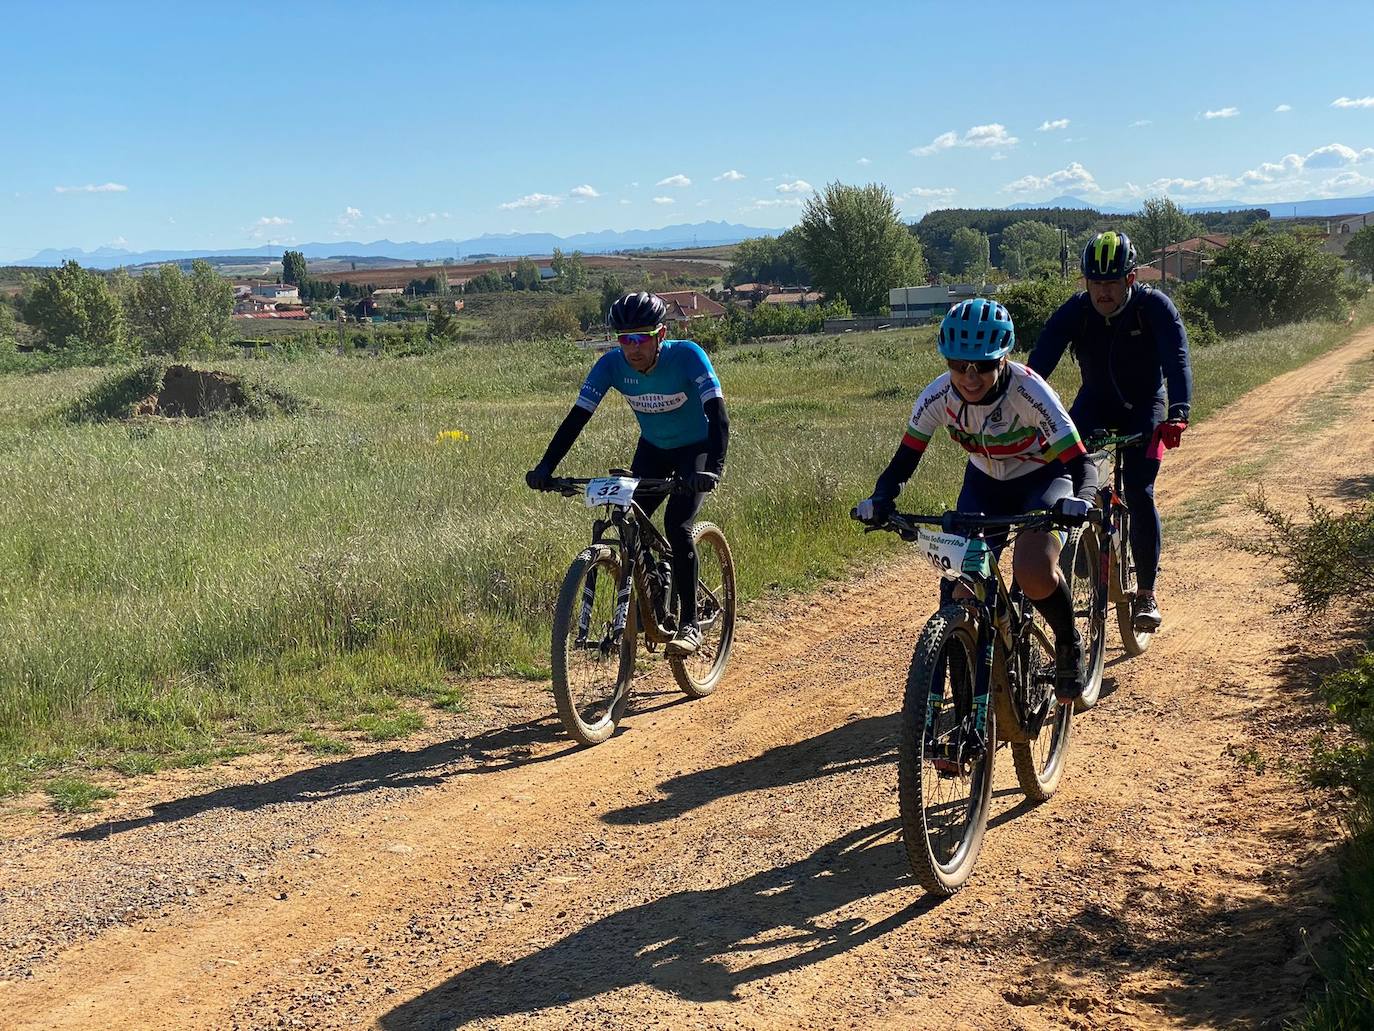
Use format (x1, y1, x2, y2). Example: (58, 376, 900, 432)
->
(63, 359, 307, 423)
(132, 364, 249, 417)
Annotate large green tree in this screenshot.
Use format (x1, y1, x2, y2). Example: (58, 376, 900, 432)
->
(281, 249, 308, 286)
(1345, 224, 1374, 279)
(1122, 197, 1207, 260)
(949, 227, 991, 279)
(795, 182, 926, 312)
(726, 229, 810, 287)
(129, 260, 233, 356)
(1184, 226, 1359, 335)
(1000, 220, 1062, 278)
(20, 260, 128, 357)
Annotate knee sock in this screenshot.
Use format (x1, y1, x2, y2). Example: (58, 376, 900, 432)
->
(1030, 578, 1076, 645)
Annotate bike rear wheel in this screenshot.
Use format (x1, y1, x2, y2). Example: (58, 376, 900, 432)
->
(1010, 620, 1074, 801)
(898, 603, 996, 896)
(669, 522, 736, 698)
(551, 545, 637, 746)
(1059, 526, 1107, 712)
(1112, 510, 1154, 656)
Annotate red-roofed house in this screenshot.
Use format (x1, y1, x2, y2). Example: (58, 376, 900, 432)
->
(657, 290, 726, 324)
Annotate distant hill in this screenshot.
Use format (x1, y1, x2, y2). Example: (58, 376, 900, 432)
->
(1006, 193, 1374, 218)
(18, 221, 778, 270)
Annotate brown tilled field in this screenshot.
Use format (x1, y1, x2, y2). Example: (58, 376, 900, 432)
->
(311, 253, 728, 288)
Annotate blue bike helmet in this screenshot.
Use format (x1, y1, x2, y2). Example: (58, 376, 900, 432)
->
(937, 298, 1015, 360)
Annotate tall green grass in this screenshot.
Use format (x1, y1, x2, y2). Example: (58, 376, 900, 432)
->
(0, 309, 1367, 794)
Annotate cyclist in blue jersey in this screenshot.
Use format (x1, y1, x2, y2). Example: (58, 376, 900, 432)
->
(1027, 230, 1193, 631)
(526, 291, 729, 657)
(855, 299, 1098, 702)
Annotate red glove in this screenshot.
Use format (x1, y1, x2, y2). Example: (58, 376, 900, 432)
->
(1152, 419, 1188, 451)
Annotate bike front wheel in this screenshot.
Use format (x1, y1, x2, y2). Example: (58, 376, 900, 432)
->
(1112, 510, 1154, 656)
(669, 522, 736, 698)
(898, 603, 996, 897)
(1059, 525, 1107, 712)
(1010, 620, 1073, 801)
(551, 545, 637, 746)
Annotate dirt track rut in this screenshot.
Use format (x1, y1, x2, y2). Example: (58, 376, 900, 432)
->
(3, 329, 1373, 1030)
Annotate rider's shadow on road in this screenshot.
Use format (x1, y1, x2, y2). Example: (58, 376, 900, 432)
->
(601, 712, 901, 827)
(378, 818, 937, 1030)
(63, 714, 577, 842)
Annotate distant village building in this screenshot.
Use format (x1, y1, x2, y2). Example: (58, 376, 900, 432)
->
(888, 284, 986, 324)
(251, 283, 299, 302)
(1320, 212, 1374, 256)
(656, 290, 727, 325)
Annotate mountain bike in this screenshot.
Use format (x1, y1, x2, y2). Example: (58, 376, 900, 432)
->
(1057, 432, 1154, 712)
(860, 507, 1084, 896)
(536, 472, 736, 746)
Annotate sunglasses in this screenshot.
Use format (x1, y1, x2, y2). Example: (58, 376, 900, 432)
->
(617, 330, 660, 346)
(947, 358, 1001, 375)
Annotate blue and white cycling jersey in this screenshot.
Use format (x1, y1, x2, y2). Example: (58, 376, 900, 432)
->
(575, 339, 723, 449)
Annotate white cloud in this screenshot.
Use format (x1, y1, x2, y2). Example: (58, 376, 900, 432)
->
(912, 123, 1018, 156)
(1002, 161, 1099, 194)
(342, 206, 362, 222)
(655, 174, 691, 188)
(54, 182, 128, 193)
(856, 157, 871, 165)
(1145, 174, 1241, 196)
(901, 186, 956, 199)
(776, 179, 813, 193)
(713, 169, 745, 181)
(1203, 107, 1239, 119)
(1305, 143, 1374, 168)
(255, 216, 292, 226)
(499, 192, 561, 211)
(1128, 119, 1152, 128)
(108, 236, 127, 247)
(1274, 104, 1292, 113)
(652, 196, 675, 205)
(1241, 153, 1304, 184)
(569, 184, 600, 199)
(619, 198, 631, 205)
(1037, 118, 1070, 132)
(1321, 170, 1374, 192)
(696, 199, 711, 207)
(414, 212, 443, 224)
(748, 197, 805, 209)
(1332, 96, 1374, 109)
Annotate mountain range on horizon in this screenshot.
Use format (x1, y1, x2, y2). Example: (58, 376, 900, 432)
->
(13, 221, 778, 270)
(15, 191, 1374, 269)
(1006, 193, 1374, 218)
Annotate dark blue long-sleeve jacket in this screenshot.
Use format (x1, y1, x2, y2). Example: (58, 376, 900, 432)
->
(1027, 285, 1193, 434)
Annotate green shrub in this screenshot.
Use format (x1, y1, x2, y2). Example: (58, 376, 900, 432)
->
(997, 277, 1076, 349)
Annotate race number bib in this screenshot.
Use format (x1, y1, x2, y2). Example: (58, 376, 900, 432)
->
(584, 476, 639, 509)
(916, 528, 970, 581)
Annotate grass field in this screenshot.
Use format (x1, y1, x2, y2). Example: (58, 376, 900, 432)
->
(0, 307, 1368, 800)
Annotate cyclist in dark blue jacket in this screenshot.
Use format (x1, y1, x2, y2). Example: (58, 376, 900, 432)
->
(526, 292, 729, 658)
(1027, 230, 1193, 630)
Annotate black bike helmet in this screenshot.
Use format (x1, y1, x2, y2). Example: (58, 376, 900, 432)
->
(1081, 230, 1138, 280)
(607, 291, 667, 332)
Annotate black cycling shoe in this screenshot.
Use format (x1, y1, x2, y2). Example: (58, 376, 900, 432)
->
(1132, 593, 1163, 632)
(1054, 631, 1084, 703)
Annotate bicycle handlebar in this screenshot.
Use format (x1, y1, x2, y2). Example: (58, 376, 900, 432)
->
(1083, 430, 1145, 451)
(852, 506, 1101, 539)
(539, 475, 679, 498)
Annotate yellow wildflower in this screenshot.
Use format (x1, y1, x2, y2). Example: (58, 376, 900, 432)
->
(435, 429, 471, 444)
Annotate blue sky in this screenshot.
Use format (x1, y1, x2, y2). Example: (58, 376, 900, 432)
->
(3, 0, 1373, 260)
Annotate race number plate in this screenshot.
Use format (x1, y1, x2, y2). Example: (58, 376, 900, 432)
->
(916, 527, 970, 580)
(584, 476, 639, 509)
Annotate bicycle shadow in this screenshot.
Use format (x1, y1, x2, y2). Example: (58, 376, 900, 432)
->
(64, 712, 577, 842)
(378, 819, 938, 1030)
(602, 713, 900, 827)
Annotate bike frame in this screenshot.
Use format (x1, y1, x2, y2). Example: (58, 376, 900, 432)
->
(1084, 433, 1145, 609)
(549, 474, 725, 651)
(882, 511, 1066, 764)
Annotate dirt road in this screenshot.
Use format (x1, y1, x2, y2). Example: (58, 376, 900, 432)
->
(3, 329, 1372, 1030)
